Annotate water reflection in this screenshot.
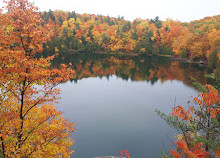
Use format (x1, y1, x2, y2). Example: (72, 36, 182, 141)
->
(52, 52, 209, 158)
(52, 52, 208, 87)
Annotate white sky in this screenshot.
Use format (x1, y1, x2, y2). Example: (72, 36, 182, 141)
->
(1, 0, 220, 22)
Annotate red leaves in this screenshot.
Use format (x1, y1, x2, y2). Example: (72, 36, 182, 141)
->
(192, 142, 203, 151)
(194, 85, 220, 107)
(173, 85, 220, 120)
(193, 85, 220, 118)
(215, 147, 220, 157)
(210, 108, 219, 118)
(96, 25, 103, 33)
(175, 140, 189, 155)
(119, 150, 130, 158)
(170, 149, 182, 158)
(170, 85, 219, 158)
(75, 29, 83, 39)
(171, 106, 193, 120)
(171, 140, 209, 158)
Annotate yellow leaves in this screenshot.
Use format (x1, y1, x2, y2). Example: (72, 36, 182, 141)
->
(207, 24, 216, 33)
(140, 20, 149, 28)
(0, 1, 75, 157)
(175, 134, 183, 140)
(12, 104, 75, 157)
(5, 26, 14, 34)
(68, 18, 76, 25)
(55, 47, 59, 52)
(75, 18, 82, 25)
(141, 48, 146, 53)
(29, 44, 35, 50)
(62, 21, 68, 27)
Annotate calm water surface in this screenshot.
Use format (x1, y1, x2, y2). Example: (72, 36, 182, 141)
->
(53, 53, 208, 158)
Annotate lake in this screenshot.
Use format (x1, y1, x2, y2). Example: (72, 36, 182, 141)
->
(53, 53, 208, 158)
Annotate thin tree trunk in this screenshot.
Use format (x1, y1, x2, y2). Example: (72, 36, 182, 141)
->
(18, 75, 27, 150)
(1, 136, 6, 158)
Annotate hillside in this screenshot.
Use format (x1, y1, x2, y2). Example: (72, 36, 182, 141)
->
(39, 10, 220, 61)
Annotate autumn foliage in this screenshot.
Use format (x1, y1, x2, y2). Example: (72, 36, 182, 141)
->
(0, 0, 219, 157)
(0, 0, 74, 157)
(119, 150, 130, 158)
(37, 10, 220, 61)
(170, 141, 208, 158)
(168, 85, 220, 157)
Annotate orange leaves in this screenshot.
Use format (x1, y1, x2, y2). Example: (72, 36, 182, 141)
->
(192, 142, 203, 151)
(175, 140, 189, 155)
(2, 0, 52, 57)
(215, 147, 220, 157)
(169, 84, 219, 158)
(171, 106, 193, 120)
(17, 8, 219, 59)
(96, 25, 103, 33)
(52, 64, 75, 83)
(193, 97, 204, 106)
(201, 85, 220, 106)
(173, 85, 220, 120)
(0, 0, 75, 157)
(75, 29, 83, 39)
(106, 26, 116, 36)
(170, 149, 182, 158)
(210, 108, 220, 118)
(170, 140, 209, 158)
(193, 85, 220, 118)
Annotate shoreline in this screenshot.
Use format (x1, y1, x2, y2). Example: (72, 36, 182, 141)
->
(55, 50, 207, 64)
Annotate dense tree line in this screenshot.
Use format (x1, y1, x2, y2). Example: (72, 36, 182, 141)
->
(39, 10, 220, 63)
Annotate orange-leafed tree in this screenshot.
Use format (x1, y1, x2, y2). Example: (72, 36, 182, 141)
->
(0, 0, 74, 157)
(157, 84, 220, 158)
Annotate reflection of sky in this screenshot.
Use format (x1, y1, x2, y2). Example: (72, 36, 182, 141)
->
(56, 76, 198, 158)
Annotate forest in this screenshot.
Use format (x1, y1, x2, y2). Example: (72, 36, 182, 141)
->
(40, 10, 220, 63)
(0, 0, 220, 158)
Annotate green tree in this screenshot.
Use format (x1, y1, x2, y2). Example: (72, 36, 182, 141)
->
(208, 49, 219, 69)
